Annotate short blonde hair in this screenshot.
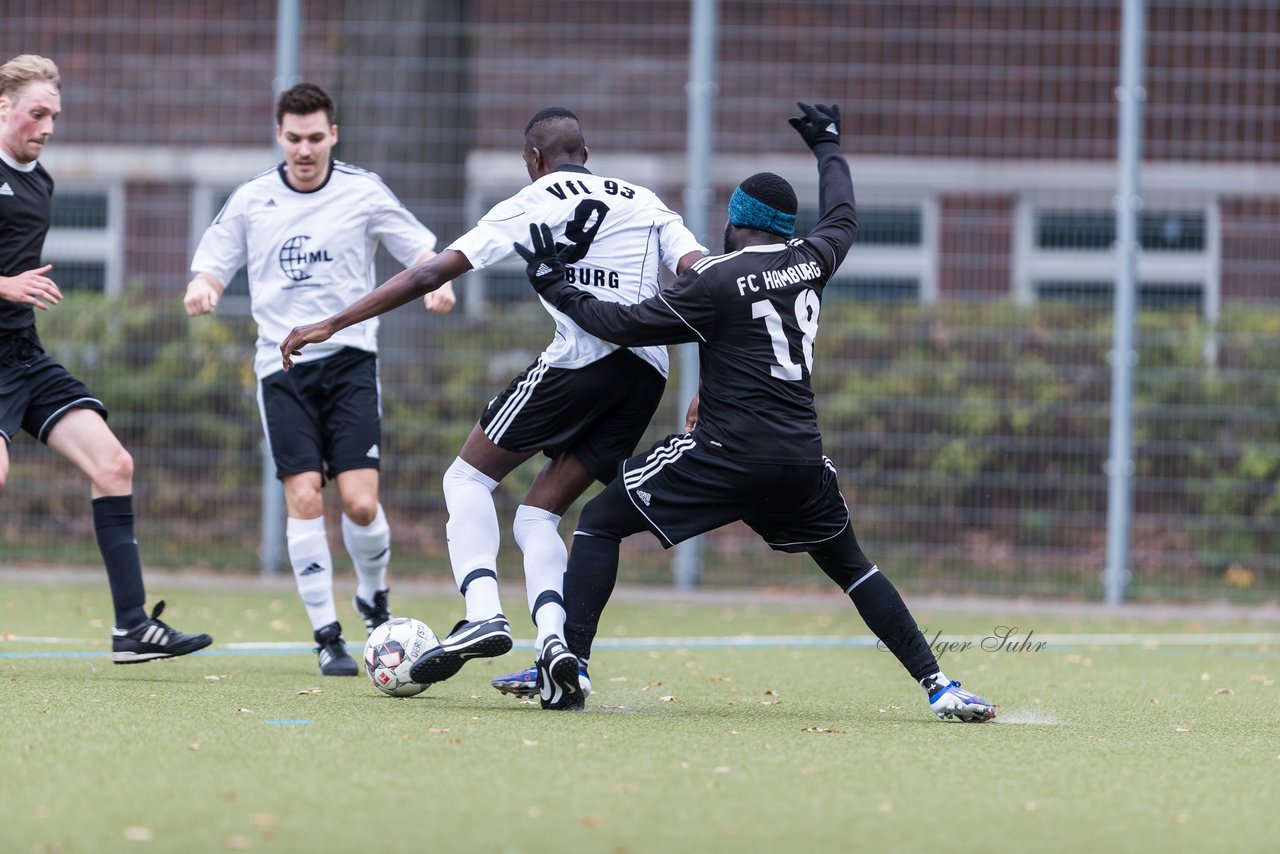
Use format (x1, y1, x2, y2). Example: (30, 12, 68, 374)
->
(0, 55, 60, 102)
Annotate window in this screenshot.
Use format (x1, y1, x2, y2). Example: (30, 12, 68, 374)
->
(1035, 210, 1206, 252)
(41, 187, 122, 294)
(1015, 201, 1217, 316)
(1035, 280, 1203, 311)
(795, 204, 934, 303)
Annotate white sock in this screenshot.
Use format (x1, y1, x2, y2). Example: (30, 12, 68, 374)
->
(513, 504, 567, 652)
(921, 671, 949, 692)
(342, 504, 391, 603)
(287, 515, 337, 631)
(443, 457, 503, 621)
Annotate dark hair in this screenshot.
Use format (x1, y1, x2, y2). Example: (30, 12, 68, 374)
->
(737, 172, 798, 215)
(276, 83, 336, 125)
(525, 106, 579, 136)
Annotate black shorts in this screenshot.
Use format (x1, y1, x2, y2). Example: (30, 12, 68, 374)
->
(479, 348, 666, 484)
(0, 336, 108, 445)
(258, 347, 381, 481)
(618, 434, 851, 551)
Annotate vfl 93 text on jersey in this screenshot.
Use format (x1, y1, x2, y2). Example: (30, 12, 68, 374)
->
(447, 165, 705, 379)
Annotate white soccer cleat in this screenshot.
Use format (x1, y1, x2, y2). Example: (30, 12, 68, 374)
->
(926, 679, 997, 722)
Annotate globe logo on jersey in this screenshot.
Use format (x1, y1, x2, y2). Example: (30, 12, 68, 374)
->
(278, 235, 333, 282)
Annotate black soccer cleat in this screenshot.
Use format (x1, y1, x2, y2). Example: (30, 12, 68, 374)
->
(111, 600, 213, 664)
(408, 614, 512, 685)
(353, 589, 393, 635)
(537, 635, 584, 711)
(314, 621, 359, 676)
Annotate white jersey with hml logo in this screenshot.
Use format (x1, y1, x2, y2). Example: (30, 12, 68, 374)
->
(191, 160, 437, 378)
(448, 165, 705, 377)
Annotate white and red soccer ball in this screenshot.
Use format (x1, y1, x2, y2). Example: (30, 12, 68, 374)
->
(363, 617, 437, 697)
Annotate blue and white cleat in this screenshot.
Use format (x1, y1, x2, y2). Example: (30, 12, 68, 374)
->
(493, 661, 591, 700)
(927, 679, 997, 722)
(491, 664, 537, 697)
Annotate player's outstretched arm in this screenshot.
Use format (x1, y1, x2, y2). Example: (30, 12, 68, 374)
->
(414, 250, 458, 314)
(280, 249, 472, 370)
(790, 101, 857, 271)
(514, 223, 701, 347)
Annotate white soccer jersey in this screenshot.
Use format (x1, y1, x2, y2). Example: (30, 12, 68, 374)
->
(191, 160, 437, 378)
(448, 166, 706, 377)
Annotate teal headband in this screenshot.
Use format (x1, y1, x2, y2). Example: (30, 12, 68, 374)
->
(728, 187, 796, 237)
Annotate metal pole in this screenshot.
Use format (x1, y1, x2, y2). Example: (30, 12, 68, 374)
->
(672, 0, 717, 589)
(274, 0, 302, 98)
(261, 0, 302, 576)
(1104, 0, 1145, 605)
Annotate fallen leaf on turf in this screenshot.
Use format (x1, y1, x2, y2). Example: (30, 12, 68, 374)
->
(523, 739, 538, 747)
(714, 766, 731, 774)
(583, 816, 603, 828)
(1200, 673, 1211, 681)
(802, 726, 844, 734)
(226, 835, 251, 849)
(3, 632, 15, 641)
(1025, 801, 1038, 811)
(1214, 687, 1234, 695)
(237, 708, 252, 714)
(124, 826, 153, 841)
(763, 689, 778, 696)
(760, 700, 781, 705)
(708, 675, 730, 682)
(269, 619, 290, 631)
(296, 687, 322, 695)
(641, 681, 663, 691)
(427, 727, 449, 734)
(251, 814, 275, 826)
(608, 676, 628, 683)
(1148, 698, 1159, 704)
(801, 767, 817, 776)
(188, 741, 201, 751)
(204, 674, 233, 682)
(1175, 727, 1192, 733)
(659, 695, 678, 702)
(877, 802, 893, 813)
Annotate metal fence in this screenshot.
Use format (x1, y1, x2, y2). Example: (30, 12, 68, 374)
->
(3, 1, 1277, 602)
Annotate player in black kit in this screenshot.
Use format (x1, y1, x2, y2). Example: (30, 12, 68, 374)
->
(0, 54, 210, 663)
(516, 102, 995, 721)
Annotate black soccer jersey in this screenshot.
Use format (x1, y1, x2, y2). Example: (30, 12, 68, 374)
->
(539, 144, 858, 464)
(0, 153, 54, 335)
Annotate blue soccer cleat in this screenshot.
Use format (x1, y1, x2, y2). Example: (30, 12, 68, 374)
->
(493, 660, 592, 700)
(926, 678, 997, 722)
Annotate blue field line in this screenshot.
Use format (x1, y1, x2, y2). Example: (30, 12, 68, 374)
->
(1, 631, 1277, 660)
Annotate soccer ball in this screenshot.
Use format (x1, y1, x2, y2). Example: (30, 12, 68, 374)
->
(363, 617, 437, 697)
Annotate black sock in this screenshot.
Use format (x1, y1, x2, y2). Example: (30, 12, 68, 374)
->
(847, 570, 939, 684)
(562, 533, 621, 662)
(92, 495, 148, 629)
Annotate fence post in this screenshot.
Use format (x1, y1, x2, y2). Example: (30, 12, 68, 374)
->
(1104, 0, 1146, 605)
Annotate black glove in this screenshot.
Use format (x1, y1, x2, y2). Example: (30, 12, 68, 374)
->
(788, 102, 841, 149)
(513, 222, 570, 294)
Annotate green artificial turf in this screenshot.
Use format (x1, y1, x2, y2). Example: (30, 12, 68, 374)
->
(2, 581, 1277, 853)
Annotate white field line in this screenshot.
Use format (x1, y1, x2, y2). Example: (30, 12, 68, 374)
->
(3, 632, 1279, 651)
